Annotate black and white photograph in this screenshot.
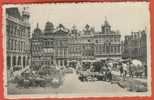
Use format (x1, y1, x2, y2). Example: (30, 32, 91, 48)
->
(3, 2, 151, 98)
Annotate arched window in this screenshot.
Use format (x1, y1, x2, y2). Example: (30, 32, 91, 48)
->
(13, 56, 16, 66)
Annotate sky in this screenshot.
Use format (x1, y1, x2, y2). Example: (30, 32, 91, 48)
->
(4, 2, 150, 40)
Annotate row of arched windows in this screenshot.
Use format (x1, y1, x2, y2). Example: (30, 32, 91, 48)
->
(7, 39, 25, 52)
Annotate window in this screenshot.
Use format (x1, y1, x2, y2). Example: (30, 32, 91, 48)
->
(7, 39, 10, 50)
(6, 24, 10, 34)
(21, 41, 23, 51)
(111, 46, 113, 53)
(14, 40, 17, 50)
(96, 40, 98, 43)
(18, 41, 20, 51)
(14, 26, 17, 35)
(13, 25, 16, 35)
(13, 40, 15, 50)
(114, 46, 116, 53)
(20, 30, 23, 37)
(10, 24, 13, 34)
(118, 46, 120, 53)
(50, 41, 53, 45)
(22, 29, 25, 36)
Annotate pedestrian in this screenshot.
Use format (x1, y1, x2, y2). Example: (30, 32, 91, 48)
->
(123, 63, 128, 80)
(106, 67, 112, 82)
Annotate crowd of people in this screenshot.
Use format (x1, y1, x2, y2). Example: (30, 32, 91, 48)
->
(68, 58, 147, 82)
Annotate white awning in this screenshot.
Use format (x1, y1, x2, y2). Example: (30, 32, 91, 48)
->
(131, 59, 142, 66)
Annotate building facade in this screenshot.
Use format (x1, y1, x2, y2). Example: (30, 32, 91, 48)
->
(81, 24, 95, 60)
(122, 30, 147, 63)
(68, 25, 82, 61)
(94, 19, 121, 59)
(31, 22, 69, 67)
(42, 22, 55, 65)
(31, 18, 122, 67)
(54, 24, 69, 66)
(6, 7, 31, 69)
(31, 24, 44, 68)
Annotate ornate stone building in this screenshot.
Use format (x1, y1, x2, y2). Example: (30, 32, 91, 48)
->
(81, 24, 95, 60)
(122, 29, 147, 63)
(31, 24, 44, 67)
(68, 25, 82, 61)
(54, 24, 69, 66)
(42, 22, 55, 65)
(31, 22, 69, 67)
(6, 7, 31, 69)
(31, 18, 122, 67)
(94, 19, 121, 59)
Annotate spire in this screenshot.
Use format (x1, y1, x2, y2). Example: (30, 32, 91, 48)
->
(104, 16, 110, 26)
(33, 22, 42, 34)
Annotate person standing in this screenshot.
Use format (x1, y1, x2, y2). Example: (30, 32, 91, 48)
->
(119, 63, 123, 77)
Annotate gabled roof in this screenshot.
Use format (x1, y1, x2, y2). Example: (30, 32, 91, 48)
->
(6, 7, 21, 19)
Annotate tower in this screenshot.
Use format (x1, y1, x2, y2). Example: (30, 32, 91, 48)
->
(102, 17, 111, 34)
(44, 21, 54, 34)
(104, 17, 111, 34)
(22, 7, 30, 24)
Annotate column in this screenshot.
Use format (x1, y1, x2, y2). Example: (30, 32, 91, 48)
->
(17, 56, 19, 66)
(25, 56, 27, 66)
(53, 59, 56, 65)
(21, 55, 23, 68)
(114, 46, 116, 54)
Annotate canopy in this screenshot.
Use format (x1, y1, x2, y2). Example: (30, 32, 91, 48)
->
(131, 59, 142, 66)
(122, 63, 128, 70)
